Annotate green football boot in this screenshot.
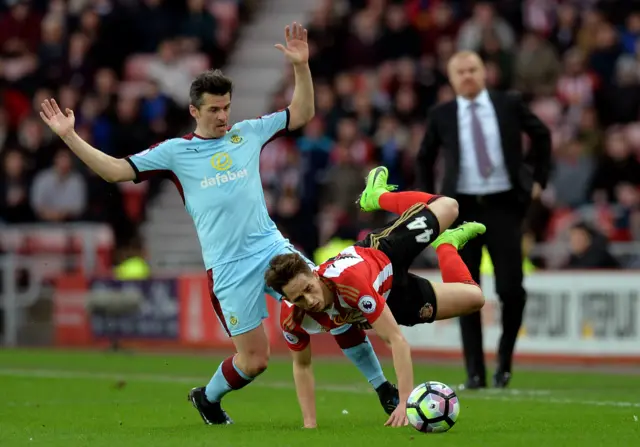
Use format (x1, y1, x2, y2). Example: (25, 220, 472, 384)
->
(431, 222, 487, 251)
(357, 166, 398, 212)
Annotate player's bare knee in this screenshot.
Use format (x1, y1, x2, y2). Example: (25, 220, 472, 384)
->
(245, 353, 269, 376)
(468, 286, 485, 312)
(235, 340, 270, 376)
(429, 197, 459, 232)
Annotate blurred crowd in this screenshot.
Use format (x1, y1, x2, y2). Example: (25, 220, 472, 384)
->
(0, 0, 248, 246)
(2, 0, 640, 269)
(263, 0, 640, 267)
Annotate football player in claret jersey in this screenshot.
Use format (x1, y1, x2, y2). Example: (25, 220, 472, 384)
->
(265, 166, 486, 427)
(279, 300, 400, 428)
(39, 22, 315, 425)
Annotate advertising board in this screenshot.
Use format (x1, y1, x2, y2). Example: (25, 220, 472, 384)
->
(53, 271, 640, 363)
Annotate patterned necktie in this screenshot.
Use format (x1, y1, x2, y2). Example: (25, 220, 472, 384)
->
(469, 102, 493, 178)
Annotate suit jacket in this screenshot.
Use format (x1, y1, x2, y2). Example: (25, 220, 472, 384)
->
(417, 90, 552, 207)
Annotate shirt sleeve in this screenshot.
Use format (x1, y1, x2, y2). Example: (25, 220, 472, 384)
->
(30, 172, 48, 211)
(125, 140, 174, 183)
(69, 174, 87, 215)
(280, 301, 310, 351)
(336, 272, 386, 325)
(282, 327, 310, 351)
(245, 108, 290, 147)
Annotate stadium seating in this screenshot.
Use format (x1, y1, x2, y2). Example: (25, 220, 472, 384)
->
(0, 0, 247, 268)
(1, 0, 639, 269)
(263, 0, 640, 268)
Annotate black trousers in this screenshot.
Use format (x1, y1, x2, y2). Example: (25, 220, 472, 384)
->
(455, 191, 528, 381)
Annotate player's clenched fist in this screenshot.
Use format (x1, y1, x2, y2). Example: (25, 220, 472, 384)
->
(39, 99, 75, 138)
(384, 404, 409, 428)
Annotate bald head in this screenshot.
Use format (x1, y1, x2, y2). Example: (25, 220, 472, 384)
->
(447, 51, 486, 99)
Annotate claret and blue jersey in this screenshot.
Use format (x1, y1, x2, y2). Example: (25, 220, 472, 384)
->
(126, 109, 290, 270)
(126, 109, 308, 336)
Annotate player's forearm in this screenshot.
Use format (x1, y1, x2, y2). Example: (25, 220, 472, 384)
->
(293, 362, 317, 427)
(288, 63, 315, 129)
(389, 335, 413, 404)
(61, 131, 133, 183)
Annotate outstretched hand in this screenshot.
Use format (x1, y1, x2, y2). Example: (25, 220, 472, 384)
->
(385, 404, 409, 428)
(40, 99, 75, 138)
(275, 21, 309, 66)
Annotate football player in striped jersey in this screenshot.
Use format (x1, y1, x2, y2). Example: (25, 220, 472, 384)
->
(265, 166, 485, 427)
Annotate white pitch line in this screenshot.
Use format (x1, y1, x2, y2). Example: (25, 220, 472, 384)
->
(1, 368, 639, 409)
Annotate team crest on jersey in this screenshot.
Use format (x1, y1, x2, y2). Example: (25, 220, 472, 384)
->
(229, 315, 239, 326)
(283, 331, 299, 344)
(357, 296, 377, 314)
(229, 134, 243, 144)
(210, 151, 232, 171)
(419, 303, 433, 321)
(333, 310, 364, 326)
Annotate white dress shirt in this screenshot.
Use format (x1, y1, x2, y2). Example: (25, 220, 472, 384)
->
(456, 89, 512, 195)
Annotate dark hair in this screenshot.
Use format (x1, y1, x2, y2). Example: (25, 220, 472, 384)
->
(189, 69, 233, 108)
(264, 253, 313, 296)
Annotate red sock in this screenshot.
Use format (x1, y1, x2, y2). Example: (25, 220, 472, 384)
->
(436, 244, 478, 286)
(378, 191, 441, 215)
(221, 355, 252, 389)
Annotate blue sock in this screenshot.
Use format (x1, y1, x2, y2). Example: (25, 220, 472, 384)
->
(342, 337, 387, 389)
(205, 356, 253, 403)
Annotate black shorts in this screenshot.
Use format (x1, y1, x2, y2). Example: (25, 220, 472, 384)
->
(355, 202, 440, 326)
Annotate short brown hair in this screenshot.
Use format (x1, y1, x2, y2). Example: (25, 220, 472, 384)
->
(264, 253, 313, 296)
(190, 69, 233, 107)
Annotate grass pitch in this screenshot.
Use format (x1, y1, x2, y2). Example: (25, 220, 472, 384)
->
(0, 349, 638, 446)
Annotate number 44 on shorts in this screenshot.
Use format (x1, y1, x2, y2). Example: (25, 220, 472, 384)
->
(406, 216, 434, 243)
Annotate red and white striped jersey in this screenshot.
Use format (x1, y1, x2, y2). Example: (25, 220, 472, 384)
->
(317, 245, 393, 327)
(278, 245, 393, 351)
(279, 300, 366, 351)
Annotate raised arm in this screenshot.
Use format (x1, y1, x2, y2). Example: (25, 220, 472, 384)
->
(275, 22, 314, 130)
(40, 99, 135, 183)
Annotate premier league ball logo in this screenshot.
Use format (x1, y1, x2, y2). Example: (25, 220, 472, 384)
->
(357, 296, 377, 314)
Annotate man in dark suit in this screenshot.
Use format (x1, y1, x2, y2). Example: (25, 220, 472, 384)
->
(417, 51, 552, 389)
